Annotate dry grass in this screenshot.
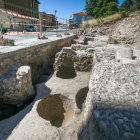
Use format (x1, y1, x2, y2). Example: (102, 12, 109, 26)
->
(82, 11, 140, 27)
(129, 10, 140, 17)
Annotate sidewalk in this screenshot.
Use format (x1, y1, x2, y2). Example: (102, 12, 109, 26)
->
(0, 32, 74, 54)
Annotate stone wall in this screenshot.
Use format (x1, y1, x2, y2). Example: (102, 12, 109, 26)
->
(0, 35, 77, 83)
(79, 45, 140, 140)
(0, 35, 76, 120)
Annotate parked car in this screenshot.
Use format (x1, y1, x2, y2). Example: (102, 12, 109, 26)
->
(24, 25, 36, 32)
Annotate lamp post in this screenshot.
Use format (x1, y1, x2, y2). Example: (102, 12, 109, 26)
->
(55, 10, 58, 36)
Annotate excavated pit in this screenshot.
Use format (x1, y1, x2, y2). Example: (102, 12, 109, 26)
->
(56, 65, 77, 79)
(37, 94, 74, 127)
(76, 87, 89, 110)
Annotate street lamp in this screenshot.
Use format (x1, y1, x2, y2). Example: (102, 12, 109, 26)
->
(55, 10, 58, 36)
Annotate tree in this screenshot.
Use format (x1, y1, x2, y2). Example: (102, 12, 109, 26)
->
(93, 0, 119, 18)
(135, 0, 140, 10)
(84, 0, 98, 16)
(120, 0, 134, 11)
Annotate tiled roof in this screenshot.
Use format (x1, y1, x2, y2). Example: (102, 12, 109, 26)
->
(73, 12, 87, 16)
(69, 19, 73, 22)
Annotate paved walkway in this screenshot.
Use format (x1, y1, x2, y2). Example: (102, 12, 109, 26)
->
(0, 30, 74, 54)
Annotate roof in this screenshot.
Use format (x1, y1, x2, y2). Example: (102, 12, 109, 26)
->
(73, 12, 87, 16)
(69, 19, 73, 22)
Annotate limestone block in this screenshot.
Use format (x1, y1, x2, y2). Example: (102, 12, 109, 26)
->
(86, 48, 95, 53)
(79, 36, 86, 41)
(40, 34, 48, 39)
(107, 36, 117, 44)
(71, 44, 89, 51)
(8, 40, 15, 46)
(56, 34, 62, 37)
(116, 48, 133, 61)
(0, 66, 35, 105)
(62, 47, 72, 53)
(2, 39, 8, 44)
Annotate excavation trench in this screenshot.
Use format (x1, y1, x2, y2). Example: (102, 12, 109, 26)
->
(37, 94, 74, 127)
(0, 68, 54, 121)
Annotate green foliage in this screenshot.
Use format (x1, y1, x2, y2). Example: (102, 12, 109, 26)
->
(120, 0, 134, 11)
(84, 0, 99, 16)
(93, 0, 119, 18)
(85, 0, 119, 18)
(121, 11, 129, 18)
(2, 29, 8, 33)
(135, 0, 140, 10)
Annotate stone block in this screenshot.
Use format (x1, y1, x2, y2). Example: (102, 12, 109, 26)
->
(0, 66, 35, 105)
(62, 47, 72, 53)
(2, 39, 8, 44)
(40, 34, 48, 39)
(8, 40, 15, 46)
(56, 34, 62, 37)
(107, 36, 117, 44)
(116, 48, 133, 61)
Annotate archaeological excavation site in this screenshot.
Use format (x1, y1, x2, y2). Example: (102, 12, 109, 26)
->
(0, 15, 140, 140)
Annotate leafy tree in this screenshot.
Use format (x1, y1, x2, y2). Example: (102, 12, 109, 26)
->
(120, 0, 134, 11)
(93, 0, 119, 18)
(104, 2, 119, 16)
(84, 0, 98, 16)
(135, 0, 140, 10)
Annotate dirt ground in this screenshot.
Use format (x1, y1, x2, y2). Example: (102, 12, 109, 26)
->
(1, 71, 90, 140)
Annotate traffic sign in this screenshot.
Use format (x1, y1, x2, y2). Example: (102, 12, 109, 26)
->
(43, 18, 45, 21)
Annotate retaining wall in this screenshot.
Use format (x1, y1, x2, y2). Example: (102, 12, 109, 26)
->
(0, 35, 77, 83)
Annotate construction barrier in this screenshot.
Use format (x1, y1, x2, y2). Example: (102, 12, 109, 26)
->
(6, 31, 40, 34)
(0, 22, 56, 28)
(0, 8, 39, 20)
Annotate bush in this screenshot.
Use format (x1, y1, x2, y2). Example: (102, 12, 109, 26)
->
(2, 28, 8, 33)
(121, 11, 129, 18)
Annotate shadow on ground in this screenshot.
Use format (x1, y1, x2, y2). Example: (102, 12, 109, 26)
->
(0, 74, 53, 140)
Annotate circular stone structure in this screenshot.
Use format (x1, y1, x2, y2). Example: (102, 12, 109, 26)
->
(37, 94, 74, 127)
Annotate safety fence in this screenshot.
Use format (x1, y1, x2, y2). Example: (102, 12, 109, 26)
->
(0, 2, 73, 42)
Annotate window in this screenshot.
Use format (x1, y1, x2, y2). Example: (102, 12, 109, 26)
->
(36, 4, 38, 10)
(34, 2, 35, 9)
(32, 1, 33, 8)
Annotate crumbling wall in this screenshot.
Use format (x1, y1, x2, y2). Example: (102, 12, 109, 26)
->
(79, 46, 140, 140)
(0, 35, 77, 83)
(77, 15, 140, 45)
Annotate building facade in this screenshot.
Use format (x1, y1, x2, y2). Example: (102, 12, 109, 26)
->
(69, 19, 73, 25)
(0, 0, 40, 30)
(73, 12, 93, 26)
(40, 12, 57, 31)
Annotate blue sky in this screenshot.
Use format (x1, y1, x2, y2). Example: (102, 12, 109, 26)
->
(39, 0, 124, 23)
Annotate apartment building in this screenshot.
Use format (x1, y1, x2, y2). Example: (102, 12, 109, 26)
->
(73, 12, 93, 26)
(40, 12, 57, 31)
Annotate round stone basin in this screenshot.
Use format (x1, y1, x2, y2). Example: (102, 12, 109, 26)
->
(37, 94, 74, 127)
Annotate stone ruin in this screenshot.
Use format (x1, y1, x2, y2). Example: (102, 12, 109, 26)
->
(0, 39, 15, 46)
(0, 66, 35, 120)
(1, 15, 140, 139)
(54, 34, 140, 140)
